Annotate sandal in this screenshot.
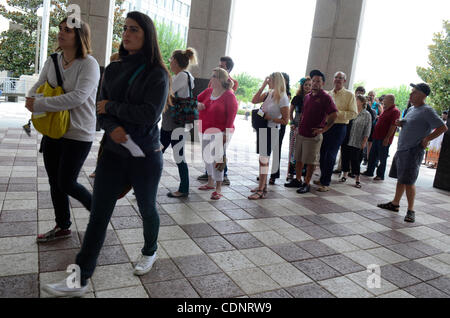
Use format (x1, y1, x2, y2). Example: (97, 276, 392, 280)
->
(199, 185, 215, 191)
(404, 210, 415, 223)
(377, 202, 400, 212)
(211, 191, 223, 200)
(355, 182, 362, 188)
(251, 185, 268, 193)
(339, 177, 347, 183)
(248, 190, 267, 200)
(36, 226, 72, 243)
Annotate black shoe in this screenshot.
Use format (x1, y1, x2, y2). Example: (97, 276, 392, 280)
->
(223, 176, 230, 186)
(197, 173, 208, 181)
(348, 173, 356, 178)
(362, 171, 374, 177)
(404, 210, 415, 223)
(284, 178, 303, 188)
(297, 184, 310, 194)
(333, 170, 341, 174)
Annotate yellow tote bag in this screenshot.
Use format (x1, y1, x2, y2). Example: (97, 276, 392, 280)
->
(32, 53, 70, 139)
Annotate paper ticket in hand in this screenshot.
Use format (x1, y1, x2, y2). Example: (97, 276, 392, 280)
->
(121, 135, 146, 157)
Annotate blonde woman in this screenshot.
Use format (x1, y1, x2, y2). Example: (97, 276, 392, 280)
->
(197, 68, 238, 200)
(249, 72, 290, 200)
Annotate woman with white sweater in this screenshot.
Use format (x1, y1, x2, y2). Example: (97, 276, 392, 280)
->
(160, 48, 197, 198)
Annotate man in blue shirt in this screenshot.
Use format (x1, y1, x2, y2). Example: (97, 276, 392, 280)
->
(377, 83, 447, 223)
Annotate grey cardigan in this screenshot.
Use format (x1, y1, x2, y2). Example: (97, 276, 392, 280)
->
(347, 109, 372, 149)
(28, 53, 100, 142)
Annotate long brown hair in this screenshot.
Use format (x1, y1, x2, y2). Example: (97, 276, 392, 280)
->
(57, 17, 92, 59)
(120, 12, 172, 109)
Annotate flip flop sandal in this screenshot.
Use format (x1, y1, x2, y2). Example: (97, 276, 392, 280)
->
(404, 210, 415, 223)
(339, 177, 347, 183)
(199, 185, 215, 191)
(211, 192, 223, 200)
(377, 202, 400, 212)
(355, 182, 362, 188)
(248, 190, 266, 200)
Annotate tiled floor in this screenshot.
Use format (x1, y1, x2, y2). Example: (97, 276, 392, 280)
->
(0, 122, 449, 298)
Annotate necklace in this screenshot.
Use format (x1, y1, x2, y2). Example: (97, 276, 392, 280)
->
(62, 53, 75, 66)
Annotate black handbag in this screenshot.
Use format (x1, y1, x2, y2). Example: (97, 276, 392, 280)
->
(252, 108, 268, 129)
(169, 71, 198, 125)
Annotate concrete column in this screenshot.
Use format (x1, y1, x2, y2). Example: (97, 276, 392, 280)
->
(187, 0, 235, 95)
(68, 0, 115, 67)
(306, 0, 366, 90)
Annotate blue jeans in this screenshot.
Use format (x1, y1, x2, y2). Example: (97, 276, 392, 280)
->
(319, 124, 348, 186)
(367, 139, 390, 179)
(76, 149, 163, 285)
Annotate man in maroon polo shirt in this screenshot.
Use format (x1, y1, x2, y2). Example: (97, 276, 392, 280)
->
(363, 94, 400, 180)
(284, 69, 338, 194)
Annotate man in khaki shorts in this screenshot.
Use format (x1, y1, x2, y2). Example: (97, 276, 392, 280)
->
(284, 70, 338, 194)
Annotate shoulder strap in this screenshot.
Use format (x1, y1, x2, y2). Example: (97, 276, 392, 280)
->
(50, 53, 63, 87)
(183, 71, 193, 98)
(128, 64, 146, 86)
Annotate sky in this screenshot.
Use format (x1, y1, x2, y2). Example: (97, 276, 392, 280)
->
(229, 0, 450, 90)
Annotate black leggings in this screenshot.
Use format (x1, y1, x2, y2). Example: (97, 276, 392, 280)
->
(42, 136, 92, 229)
(341, 144, 363, 176)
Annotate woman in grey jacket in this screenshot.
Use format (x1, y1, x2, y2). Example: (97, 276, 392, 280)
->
(26, 18, 100, 243)
(43, 11, 170, 297)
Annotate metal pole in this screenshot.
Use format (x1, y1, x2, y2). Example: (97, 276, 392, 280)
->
(39, 0, 51, 73)
(35, 16, 41, 74)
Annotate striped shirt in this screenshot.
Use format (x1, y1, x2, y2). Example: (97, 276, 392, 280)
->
(347, 109, 372, 149)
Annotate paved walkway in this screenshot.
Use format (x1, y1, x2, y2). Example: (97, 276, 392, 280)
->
(0, 114, 449, 298)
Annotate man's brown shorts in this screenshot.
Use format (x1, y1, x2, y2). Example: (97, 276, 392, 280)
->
(295, 134, 323, 165)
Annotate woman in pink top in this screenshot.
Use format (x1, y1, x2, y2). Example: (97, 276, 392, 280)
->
(197, 67, 238, 200)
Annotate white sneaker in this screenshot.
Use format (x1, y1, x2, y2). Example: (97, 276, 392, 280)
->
(42, 279, 89, 298)
(133, 253, 157, 276)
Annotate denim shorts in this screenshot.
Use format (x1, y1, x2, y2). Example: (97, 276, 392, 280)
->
(389, 144, 425, 185)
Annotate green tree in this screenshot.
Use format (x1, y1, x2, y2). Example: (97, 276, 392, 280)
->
(0, 0, 66, 77)
(353, 81, 366, 92)
(112, 0, 126, 54)
(416, 20, 450, 114)
(0, 0, 185, 76)
(155, 21, 185, 70)
(0, 0, 127, 76)
(373, 85, 411, 112)
(234, 72, 263, 103)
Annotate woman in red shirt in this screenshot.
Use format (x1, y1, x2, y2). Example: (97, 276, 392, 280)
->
(197, 67, 238, 200)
